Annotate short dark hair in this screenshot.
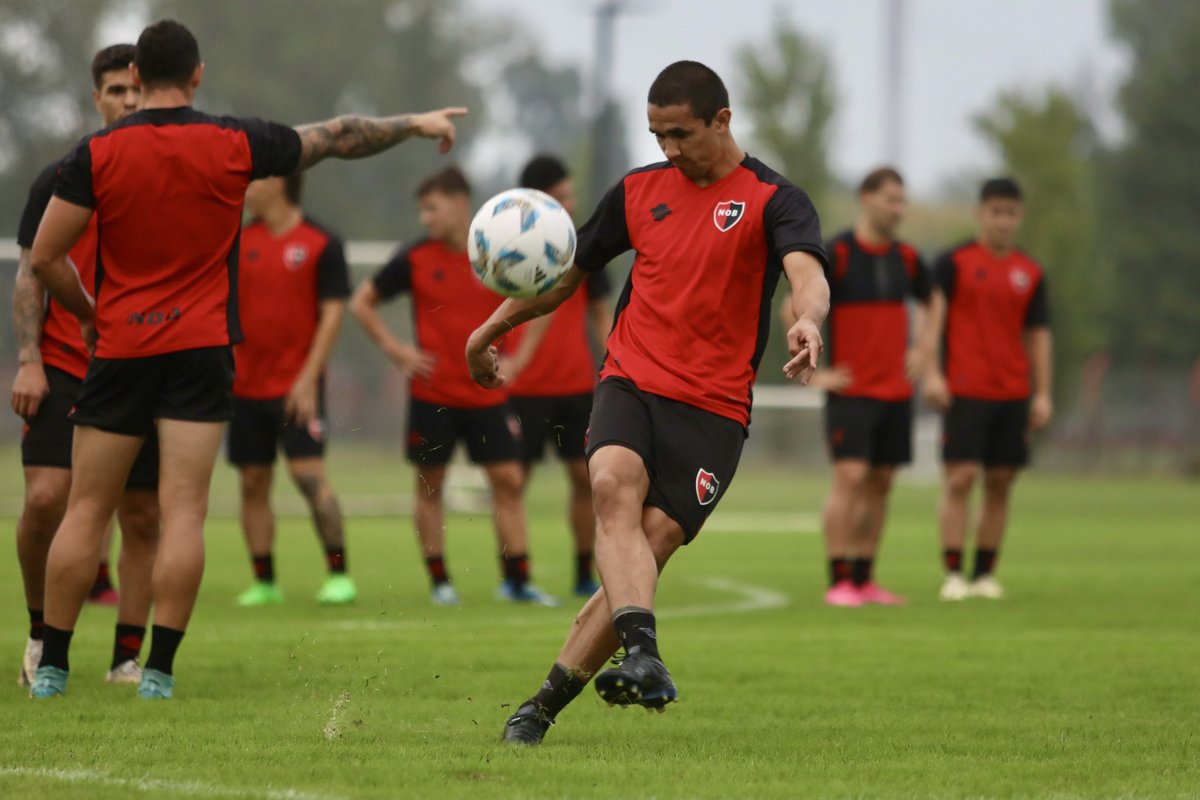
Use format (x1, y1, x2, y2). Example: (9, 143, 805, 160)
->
(860, 166, 904, 194)
(135, 20, 200, 88)
(283, 172, 304, 205)
(91, 44, 135, 89)
(519, 155, 569, 192)
(415, 166, 471, 199)
(980, 177, 1023, 203)
(647, 60, 729, 125)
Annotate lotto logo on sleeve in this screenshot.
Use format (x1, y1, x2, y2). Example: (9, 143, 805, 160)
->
(696, 468, 720, 506)
(713, 200, 746, 232)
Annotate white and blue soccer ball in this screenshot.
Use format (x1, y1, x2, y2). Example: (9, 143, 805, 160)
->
(468, 188, 576, 299)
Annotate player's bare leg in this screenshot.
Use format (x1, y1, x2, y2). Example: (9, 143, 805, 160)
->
(822, 459, 869, 606)
(938, 461, 980, 600)
(487, 460, 555, 604)
(288, 457, 355, 604)
(15, 466, 70, 685)
(414, 464, 456, 604)
(136, 419, 223, 699)
(504, 506, 684, 743)
(853, 466, 904, 604)
(969, 467, 1018, 598)
(236, 464, 282, 606)
(33, 427, 142, 697)
(565, 458, 598, 595)
(108, 490, 159, 683)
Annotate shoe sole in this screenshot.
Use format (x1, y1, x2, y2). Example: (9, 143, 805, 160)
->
(594, 672, 678, 712)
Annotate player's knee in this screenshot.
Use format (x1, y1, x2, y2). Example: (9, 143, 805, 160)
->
(23, 483, 65, 527)
(291, 471, 325, 503)
(589, 468, 633, 512)
(240, 467, 273, 499)
(867, 467, 896, 495)
(944, 465, 979, 496)
(488, 465, 525, 499)
(118, 500, 160, 545)
(983, 470, 1016, 497)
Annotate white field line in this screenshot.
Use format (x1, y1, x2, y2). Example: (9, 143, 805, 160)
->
(0, 767, 348, 800)
(326, 576, 789, 632)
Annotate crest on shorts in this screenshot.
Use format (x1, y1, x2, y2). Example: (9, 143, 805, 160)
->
(713, 200, 746, 232)
(695, 468, 719, 506)
(307, 418, 326, 443)
(283, 244, 308, 270)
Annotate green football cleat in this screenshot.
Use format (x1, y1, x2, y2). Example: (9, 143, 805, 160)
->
(30, 665, 69, 699)
(236, 581, 284, 607)
(137, 668, 174, 699)
(316, 575, 358, 605)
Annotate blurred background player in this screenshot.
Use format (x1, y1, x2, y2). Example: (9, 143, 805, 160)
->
(924, 177, 1053, 601)
(229, 172, 355, 607)
(467, 61, 828, 744)
(783, 167, 942, 607)
(501, 155, 612, 597)
(11, 43, 161, 688)
(29, 19, 466, 699)
(350, 166, 557, 608)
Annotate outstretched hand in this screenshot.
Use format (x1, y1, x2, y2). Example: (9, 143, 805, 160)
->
(414, 107, 469, 154)
(466, 336, 505, 389)
(783, 318, 823, 383)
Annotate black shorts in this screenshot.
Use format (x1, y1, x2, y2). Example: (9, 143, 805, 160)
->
(510, 392, 592, 463)
(942, 396, 1030, 467)
(406, 399, 521, 466)
(22, 366, 160, 489)
(825, 394, 913, 466)
(227, 392, 328, 466)
(72, 346, 234, 437)
(585, 377, 745, 544)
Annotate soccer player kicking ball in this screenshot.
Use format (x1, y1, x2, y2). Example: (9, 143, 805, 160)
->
(783, 167, 943, 607)
(230, 172, 356, 607)
(502, 155, 613, 597)
(29, 19, 466, 700)
(466, 61, 829, 744)
(12, 43, 161, 689)
(351, 167, 556, 608)
(924, 178, 1053, 601)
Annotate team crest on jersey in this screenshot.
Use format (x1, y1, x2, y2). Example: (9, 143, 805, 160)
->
(695, 468, 719, 506)
(283, 244, 308, 270)
(713, 200, 746, 232)
(1009, 268, 1031, 293)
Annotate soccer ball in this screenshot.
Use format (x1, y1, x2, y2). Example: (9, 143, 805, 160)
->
(468, 188, 576, 299)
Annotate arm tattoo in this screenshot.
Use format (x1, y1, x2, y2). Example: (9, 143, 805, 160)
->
(12, 250, 45, 363)
(295, 115, 417, 171)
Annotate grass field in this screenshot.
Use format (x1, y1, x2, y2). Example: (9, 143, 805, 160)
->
(1, 449, 1197, 799)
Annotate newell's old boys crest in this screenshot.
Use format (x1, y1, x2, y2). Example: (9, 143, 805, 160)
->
(696, 468, 719, 506)
(713, 200, 746, 232)
(283, 244, 309, 271)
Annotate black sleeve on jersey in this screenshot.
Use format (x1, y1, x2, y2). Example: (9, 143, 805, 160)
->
(1025, 275, 1050, 327)
(316, 235, 351, 300)
(239, 118, 303, 179)
(765, 184, 828, 271)
(17, 163, 60, 248)
(584, 268, 612, 301)
(372, 248, 413, 301)
(911, 251, 934, 302)
(53, 136, 95, 210)
(933, 252, 957, 300)
(575, 180, 631, 273)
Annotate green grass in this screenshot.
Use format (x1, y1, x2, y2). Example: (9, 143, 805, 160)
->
(1, 449, 1198, 799)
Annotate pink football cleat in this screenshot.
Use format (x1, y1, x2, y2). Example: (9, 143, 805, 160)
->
(88, 587, 120, 607)
(824, 580, 865, 607)
(857, 582, 907, 606)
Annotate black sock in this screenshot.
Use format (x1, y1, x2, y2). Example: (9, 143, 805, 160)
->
(325, 546, 346, 575)
(112, 624, 145, 669)
(93, 561, 113, 591)
(575, 551, 595, 586)
(973, 548, 998, 579)
(144, 625, 185, 676)
(426, 556, 449, 586)
(943, 548, 963, 574)
(829, 557, 852, 586)
(40, 625, 73, 671)
(252, 554, 275, 584)
(503, 554, 530, 589)
(612, 606, 660, 659)
(852, 557, 874, 587)
(28, 608, 44, 641)
(529, 662, 587, 718)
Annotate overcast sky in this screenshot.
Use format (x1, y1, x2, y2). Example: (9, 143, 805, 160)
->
(467, 0, 1127, 197)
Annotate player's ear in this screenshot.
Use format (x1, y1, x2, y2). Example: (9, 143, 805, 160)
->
(713, 108, 732, 132)
(130, 63, 143, 89)
(191, 63, 205, 90)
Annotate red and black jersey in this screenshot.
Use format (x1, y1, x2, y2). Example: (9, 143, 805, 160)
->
(506, 269, 611, 398)
(935, 240, 1050, 401)
(575, 156, 826, 426)
(825, 230, 932, 401)
(372, 238, 505, 409)
(53, 106, 301, 359)
(233, 217, 350, 400)
(16, 160, 94, 379)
